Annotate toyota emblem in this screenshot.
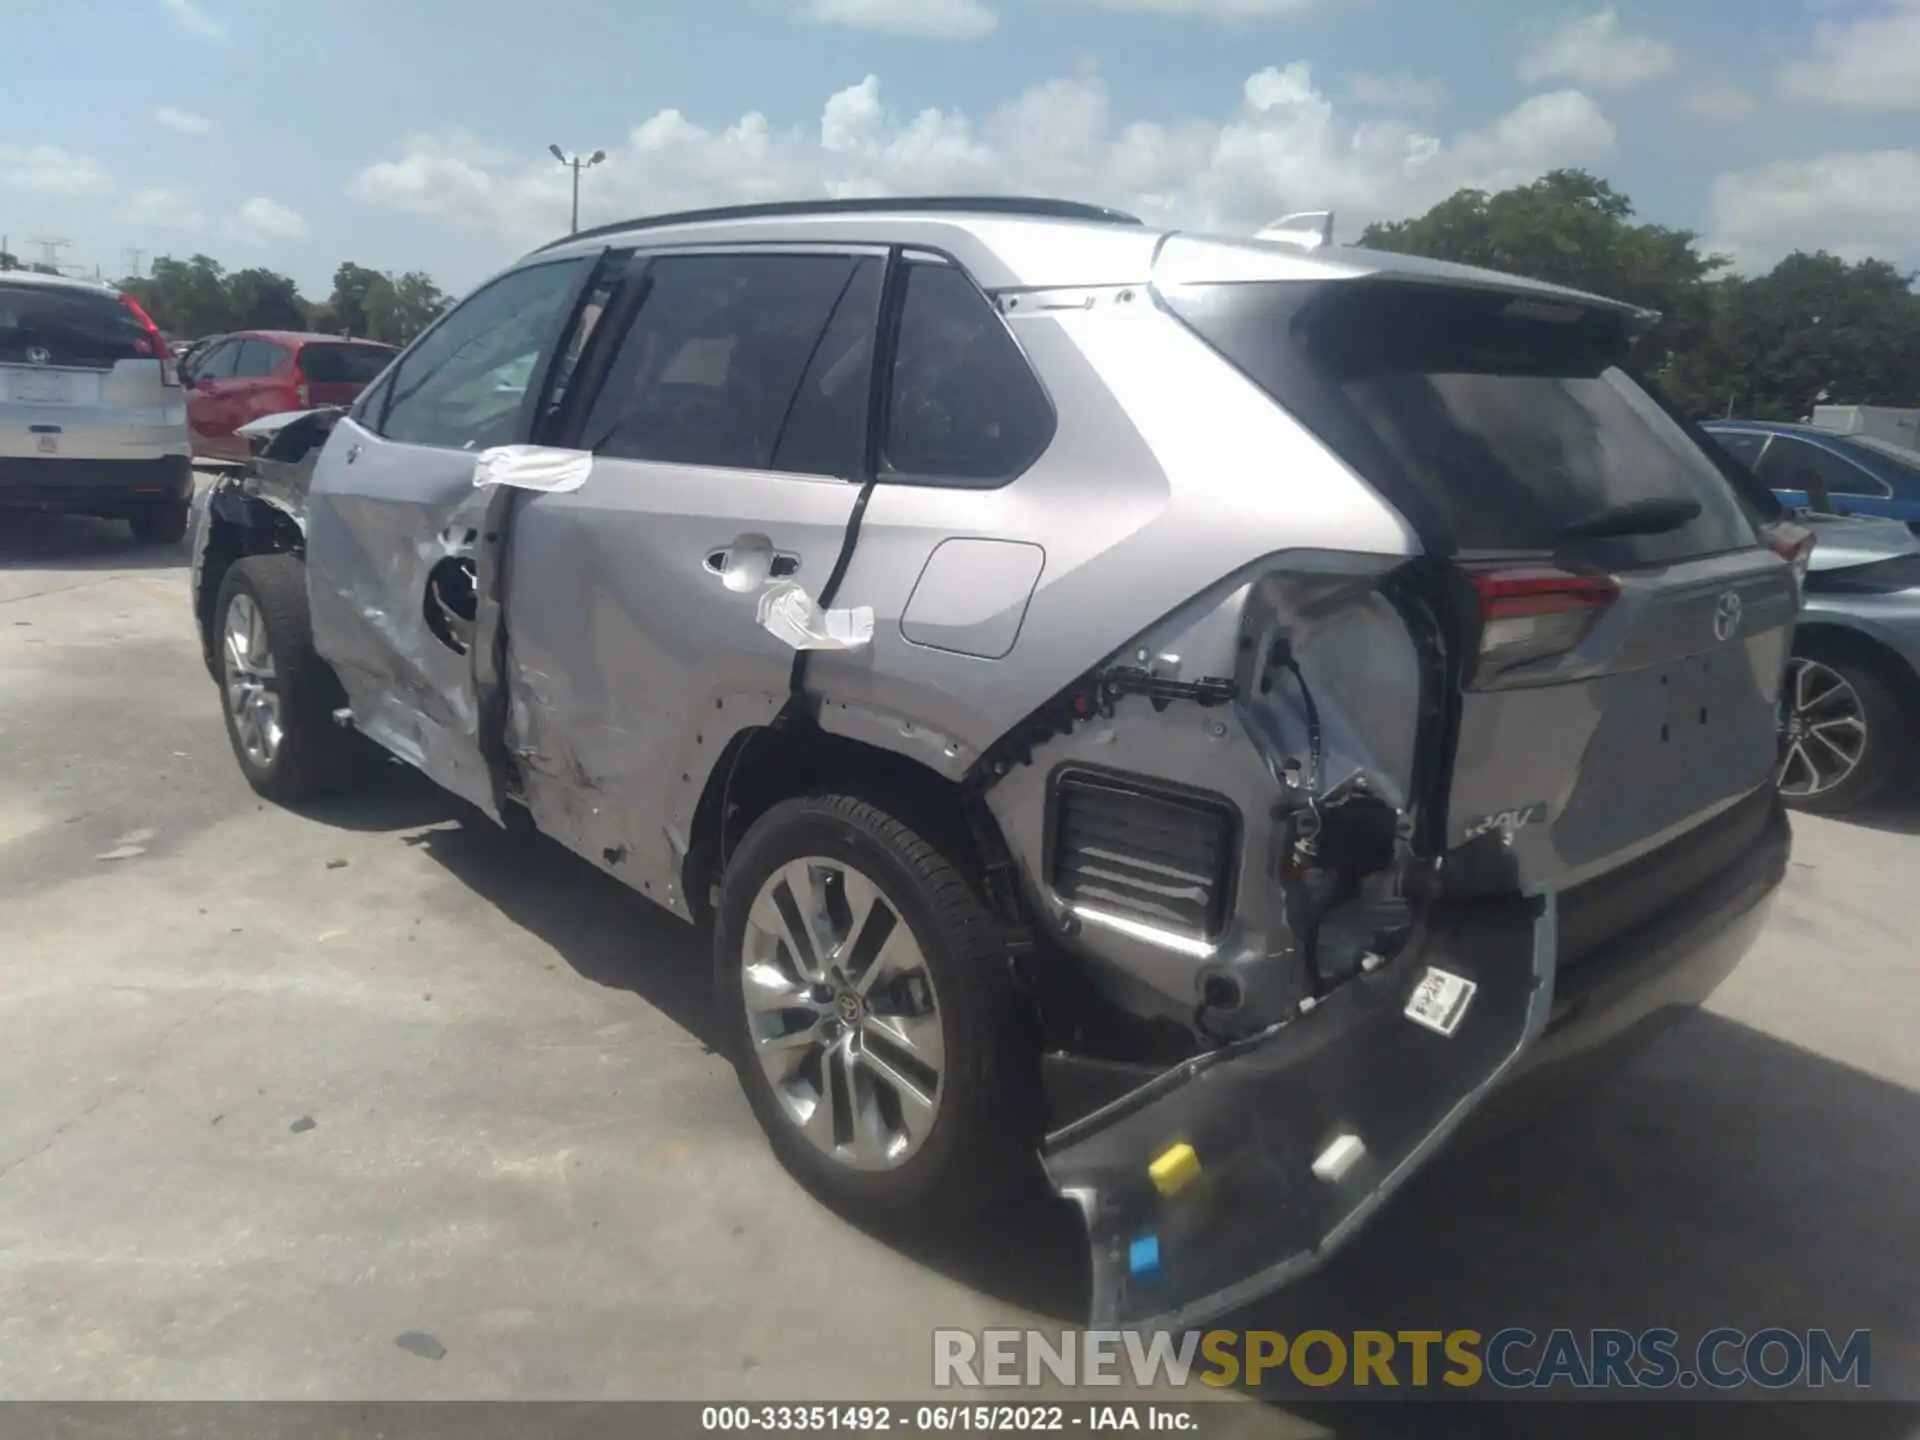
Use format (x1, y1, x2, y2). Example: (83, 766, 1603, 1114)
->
(1713, 590, 1743, 642)
(25, 346, 51, 366)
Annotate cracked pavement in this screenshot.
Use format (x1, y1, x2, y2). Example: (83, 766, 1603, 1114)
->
(0, 499, 1916, 1412)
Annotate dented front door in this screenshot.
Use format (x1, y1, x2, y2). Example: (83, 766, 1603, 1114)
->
(500, 249, 887, 911)
(303, 255, 597, 818)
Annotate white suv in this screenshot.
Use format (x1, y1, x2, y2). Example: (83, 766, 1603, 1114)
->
(1, 270, 193, 543)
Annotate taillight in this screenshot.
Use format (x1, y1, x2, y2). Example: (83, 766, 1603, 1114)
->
(1764, 521, 1816, 591)
(119, 293, 178, 386)
(1465, 565, 1619, 674)
(294, 370, 310, 407)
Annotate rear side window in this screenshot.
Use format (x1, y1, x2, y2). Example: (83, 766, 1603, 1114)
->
(379, 258, 590, 451)
(581, 252, 862, 471)
(231, 340, 288, 378)
(1165, 279, 1761, 565)
(299, 343, 395, 385)
(771, 257, 884, 477)
(0, 282, 151, 368)
(881, 262, 1053, 486)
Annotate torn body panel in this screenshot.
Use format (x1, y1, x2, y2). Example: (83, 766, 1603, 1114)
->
(497, 456, 864, 916)
(304, 415, 501, 820)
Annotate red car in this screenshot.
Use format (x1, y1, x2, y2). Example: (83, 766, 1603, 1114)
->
(185, 331, 396, 463)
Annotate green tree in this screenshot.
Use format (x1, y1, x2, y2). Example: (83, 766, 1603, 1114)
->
(118, 254, 236, 339)
(1667, 253, 1920, 420)
(362, 270, 449, 345)
(1360, 169, 1728, 378)
(225, 267, 308, 330)
(0, 249, 18, 271)
(316, 260, 386, 337)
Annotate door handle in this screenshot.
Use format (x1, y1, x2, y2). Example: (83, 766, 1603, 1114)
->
(345, 443, 362, 465)
(706, 545, 794, 579)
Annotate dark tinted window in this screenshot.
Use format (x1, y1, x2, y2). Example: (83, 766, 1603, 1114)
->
(0, 282, 150, 367)
(582, 253, 858, 470)
(299, 342, 395, 384)
(882, 262, 1053, 485)
(194, 339, 239, 379)
(771, 257, 884, 477)
(1709, 430, 1768, 471)
(381, 258, 590, 450)
(536, 256, 630, 437)
(1166, 279, 1761, 564)
(231, 339, 287, 378)
(1758, 435, 1889, 500)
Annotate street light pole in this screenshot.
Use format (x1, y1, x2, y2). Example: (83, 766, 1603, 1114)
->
(549, 144, 607, 235)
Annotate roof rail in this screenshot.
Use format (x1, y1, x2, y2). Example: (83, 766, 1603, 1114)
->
(531, 195, 1144, 254)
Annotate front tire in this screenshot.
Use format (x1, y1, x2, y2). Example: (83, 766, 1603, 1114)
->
(214, 554, 364, 803)
(1777, 646, 1905, 814)
(716, 794, 1037, 1225)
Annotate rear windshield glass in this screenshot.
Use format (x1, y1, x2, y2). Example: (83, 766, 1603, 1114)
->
(1163, 278, 1765, 564)
(0, 282, 152, 368)
(299, 342, 396, 384)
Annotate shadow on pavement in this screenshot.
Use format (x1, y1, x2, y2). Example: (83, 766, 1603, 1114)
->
(0, 510, 190, 572)
(293, 793, 1918, 1411)
(1829, 782, 1920, 838)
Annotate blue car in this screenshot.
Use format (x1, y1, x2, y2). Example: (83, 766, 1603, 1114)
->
(1704, 420, 1920, 531)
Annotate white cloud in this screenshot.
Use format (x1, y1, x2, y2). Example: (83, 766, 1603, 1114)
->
(154, 106, 213, 135)
(159, 0, 226, 42)
(1708, 149, 1920, 268)
(226, 197, 310, 245)
(119, 187, 208, 230)
(795, 0, 997, 39)
(1685, 85, 1757, 122)
(1778, 0, 1920, 110)
(1346, 71, 1449, 113)
(346, 67, 1616, 251)
(0, 144, 112, 197)
(1050, 0, 1315, 18)
(1518, 7, 1676, 91)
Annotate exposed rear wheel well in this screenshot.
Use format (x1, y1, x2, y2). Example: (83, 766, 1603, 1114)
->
(1795, 622, 1920, 710)
(196, 494, 304, 673)
(681, 716, 1009, 929)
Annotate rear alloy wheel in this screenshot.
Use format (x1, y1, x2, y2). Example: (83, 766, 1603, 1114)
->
(716, 794, 1036, 1223)
(129, 496, 190, 545)
(214, 554, 366, 803)
(1777, 651, 1904, 814)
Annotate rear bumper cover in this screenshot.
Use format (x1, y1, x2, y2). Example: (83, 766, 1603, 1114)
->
(0, 455, 193, 511)
(1043, 794, 1790, 1330)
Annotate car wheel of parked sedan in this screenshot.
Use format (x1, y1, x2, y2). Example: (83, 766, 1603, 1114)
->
(129, 496, 191, 546)
(214, 554, 366, 804)
(1777, 648, 1904, 814)
(716, 794, 1037, 1224)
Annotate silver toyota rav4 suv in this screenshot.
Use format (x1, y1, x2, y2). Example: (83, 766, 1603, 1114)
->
(191, 197, 1801, 1328)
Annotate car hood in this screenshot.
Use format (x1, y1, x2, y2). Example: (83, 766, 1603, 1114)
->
(1802, 512, 1920, 572)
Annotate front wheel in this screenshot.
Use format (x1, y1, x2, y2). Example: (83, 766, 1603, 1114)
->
(1777, 648, 1905, 814)
(715, 794, 1037, 1224)
(214, 554, 365, 803)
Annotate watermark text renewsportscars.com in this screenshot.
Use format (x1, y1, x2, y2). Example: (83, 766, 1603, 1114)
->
(933, 1327, 1871, 1391)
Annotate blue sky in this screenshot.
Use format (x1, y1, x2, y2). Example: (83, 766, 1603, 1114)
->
(1, 0, 1915, 299)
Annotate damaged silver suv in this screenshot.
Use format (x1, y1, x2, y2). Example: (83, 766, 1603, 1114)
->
(191, 197, 1803, 1329)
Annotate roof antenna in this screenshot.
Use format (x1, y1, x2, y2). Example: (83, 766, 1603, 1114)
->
(1256, 211, 1334, 250)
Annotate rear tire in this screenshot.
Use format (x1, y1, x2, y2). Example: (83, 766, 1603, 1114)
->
(129, 496, 190, 545)
(716, 794, 1038, 1226)
(214, 554, 366, 803)
(1777, 645, 1906, 814)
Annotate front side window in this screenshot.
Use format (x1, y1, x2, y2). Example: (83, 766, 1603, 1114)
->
(1758, 435, 1889, 500)
(882, 262, 1054, 486)
(581, 252, 863, 471)
(1709, 430, 1768, 472)
(379, 258, 590, 451)
(194, 339, 239, 381)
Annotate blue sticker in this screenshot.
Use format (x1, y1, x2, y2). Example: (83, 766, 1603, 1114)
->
(1128, 1234, 1161, 1279)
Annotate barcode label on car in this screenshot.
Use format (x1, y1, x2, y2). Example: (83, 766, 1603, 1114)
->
(1405, 967, 1477, 1037)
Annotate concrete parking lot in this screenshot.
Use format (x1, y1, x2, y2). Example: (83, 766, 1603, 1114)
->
(2, 493, 1916, 1419)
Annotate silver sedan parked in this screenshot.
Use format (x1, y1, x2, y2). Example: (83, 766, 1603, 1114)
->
(1783, 513, 1920, 812)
